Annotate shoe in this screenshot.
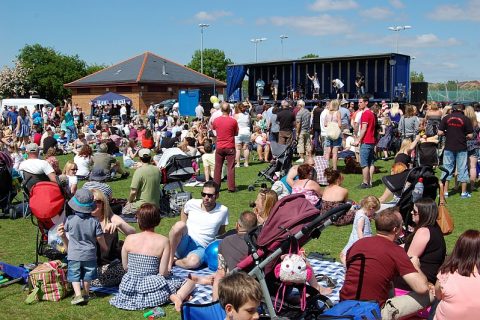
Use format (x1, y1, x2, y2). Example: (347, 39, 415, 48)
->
(444, 192, 449, 198)
(83, 292, 96, 301)
(460, 192, 472, 199)
(235, 163, 240, 168)
(71, 295, 85, 305)
(295, 158, 305, 163)
(121, 172, 130, 179)
(244, 163, 249, 167)
(358, 183, 370, 189)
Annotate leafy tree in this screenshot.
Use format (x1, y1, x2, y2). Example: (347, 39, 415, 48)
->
(85, 63, 108, 75)
(187, 49, 232, 81)
(410, 70, 425, 82)
(300, 54, 319, 59)
(0, 60, 30, 98)
(17, 44, 87, 102)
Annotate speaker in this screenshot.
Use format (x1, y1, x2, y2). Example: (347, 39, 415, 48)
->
(411, 82, 428, 103)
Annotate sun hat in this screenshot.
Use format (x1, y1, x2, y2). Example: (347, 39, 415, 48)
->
(68, 188, 96, 214)
(89, 168, 109, 182)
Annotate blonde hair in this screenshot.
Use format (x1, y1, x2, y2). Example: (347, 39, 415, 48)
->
(397, 138, 413, 154)
(428, 101, 439, 111)
(390, 103, 400, 116)
(91, 188, 113, 226)
(465, 106, 478, 127)
(329, 99, 340, 112)
(360, 195, 380, 212)
(382, 116, 392, 126)
(62, 160, 76, 175)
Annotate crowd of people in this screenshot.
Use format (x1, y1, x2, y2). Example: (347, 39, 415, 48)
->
(1, 95, 479, 320)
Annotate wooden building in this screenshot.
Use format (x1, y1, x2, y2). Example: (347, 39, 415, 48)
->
(65, 52, 226, 114)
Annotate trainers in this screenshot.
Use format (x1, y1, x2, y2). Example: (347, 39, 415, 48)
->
(235, 163, 240, 168)
(358, 183, 370, 189)
(121, 172, 130, 179)
(244, 163, 249, 167)
(460, 192, 472, 199)
(71, 295, 85, 305)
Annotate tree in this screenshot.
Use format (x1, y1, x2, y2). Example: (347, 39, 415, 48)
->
(187, 49, 232, 81)
(410, 70, 425, 82)
(17, 44, 87, 103)
(300, 54, 319, 59)
(0, 60, 30, 98)
(85, 63, 108, 75)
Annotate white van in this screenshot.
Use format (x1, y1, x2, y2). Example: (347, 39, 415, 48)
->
(0, 98, 54, 116)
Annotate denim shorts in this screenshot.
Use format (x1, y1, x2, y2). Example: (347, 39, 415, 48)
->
(442, 149, 468, 182)
(235, 134, 250, 144)
(67, 260, 98, 282)
(324, 137, 342, 148)
(359, 143, 375, 167)
(176, 234, 206, 264)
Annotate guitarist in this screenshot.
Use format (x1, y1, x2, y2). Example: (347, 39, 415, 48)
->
(355, 73, 365, 98)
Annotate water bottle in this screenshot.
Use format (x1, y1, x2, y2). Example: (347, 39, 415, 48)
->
(143, 307, 166, 318)
(412, 177, 424, 203)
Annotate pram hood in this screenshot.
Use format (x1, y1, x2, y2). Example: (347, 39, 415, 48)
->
(269, 142, 289, 158)
(257, 194, 320, 249)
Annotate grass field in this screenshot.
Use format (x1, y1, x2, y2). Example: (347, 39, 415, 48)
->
(0, 154, 478, 320)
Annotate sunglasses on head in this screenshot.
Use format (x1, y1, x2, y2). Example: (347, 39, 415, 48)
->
(201, 192, 216, 198)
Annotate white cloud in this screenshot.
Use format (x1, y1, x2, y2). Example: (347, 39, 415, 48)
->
(359, 7, 393, 20)
(194, 10, 232, 21)
(409, 34, 461, 47)
(345, 32, 462, 49)
(309, 0, 358, 11)
(427, 0, 480, 21)
(267, 15, 352, 36)
(389, 0, 405, 9)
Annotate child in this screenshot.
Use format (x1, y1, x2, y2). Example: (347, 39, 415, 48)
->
(45, 147, 61, 175)
(57, 189, 108, 305)
(57, 130, 68, 153)
(122, 139, 139, 169)
(8, 144, 24, 171)
(340, 195, 380, 265)
(218, 272, 263, 320)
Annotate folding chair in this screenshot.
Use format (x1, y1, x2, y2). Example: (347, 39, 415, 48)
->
(181, 301, 226, 320)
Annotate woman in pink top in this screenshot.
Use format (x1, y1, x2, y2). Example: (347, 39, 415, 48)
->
(434, 229, 480, 320)
(291, 163, 323, 207)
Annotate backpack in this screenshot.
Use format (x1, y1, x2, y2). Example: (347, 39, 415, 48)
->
(425, 118, 440, 137)
(326, 112, 341, 140)
(317, 300, 381, 319)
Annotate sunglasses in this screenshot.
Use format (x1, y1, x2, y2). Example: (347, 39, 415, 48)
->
(201, 192, 216, 199)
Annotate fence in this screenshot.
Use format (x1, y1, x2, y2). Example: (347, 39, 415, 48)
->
(428, 90, 480, 102)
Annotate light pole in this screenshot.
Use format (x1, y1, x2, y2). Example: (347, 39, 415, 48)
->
(387, 25, 412, 53)
(212, 67, 217, 96)
(199, 23, 210, 74)
(250, 38, 267, 62)
(280, 35, 288, 58)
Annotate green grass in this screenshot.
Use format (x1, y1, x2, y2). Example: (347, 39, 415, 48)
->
(0, 154, 478, 319)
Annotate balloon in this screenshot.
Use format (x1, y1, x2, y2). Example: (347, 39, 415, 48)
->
(205, 239, 222, 271)
(210, 95, 219, 104)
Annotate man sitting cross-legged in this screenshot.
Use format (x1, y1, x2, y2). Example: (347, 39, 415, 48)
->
(168, 180, 229, 270)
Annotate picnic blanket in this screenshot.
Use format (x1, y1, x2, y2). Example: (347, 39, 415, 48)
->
(91, 258, 346, 305)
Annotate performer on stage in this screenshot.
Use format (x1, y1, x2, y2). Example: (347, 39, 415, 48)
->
(271, 75, 279, 101)
(307, 73, 320, 100)
(255, 78, 265, 101)
(355, 72, 365, 98)
(332, 78, 345, 99)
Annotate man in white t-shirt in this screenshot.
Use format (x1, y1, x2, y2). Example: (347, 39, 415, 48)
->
(19, 143, 57, 191)
(332, 78, 345, 99)
(168, 181, 229, 270)
(120, 104, 127, 123)
(195, 103, 204, 120)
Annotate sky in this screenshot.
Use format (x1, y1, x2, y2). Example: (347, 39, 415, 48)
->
(1, 0, 479, 83)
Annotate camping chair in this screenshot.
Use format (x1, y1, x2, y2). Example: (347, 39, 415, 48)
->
(181, 301, 226, 320)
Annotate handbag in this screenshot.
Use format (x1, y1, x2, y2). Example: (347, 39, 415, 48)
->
(25, 260, 72, 303)
(437, 203, 454, 235)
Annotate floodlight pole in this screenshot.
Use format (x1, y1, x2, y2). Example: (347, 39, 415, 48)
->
(387, 25, 412, 53)
(250, 38, 267, 62)
(199, 23, 210, 74)
(280, 35, 288, 58)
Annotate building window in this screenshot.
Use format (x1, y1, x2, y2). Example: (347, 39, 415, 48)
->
(117, 86, 132, 93)
(148, 85, 168, 92)
(77, 88, 91, 94)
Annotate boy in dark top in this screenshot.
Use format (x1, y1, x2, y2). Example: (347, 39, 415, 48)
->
(438, 103, 473, 198)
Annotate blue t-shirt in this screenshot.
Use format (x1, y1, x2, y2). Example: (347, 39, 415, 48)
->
(7, 111, 18, 126)
(64, 213, 103, 261)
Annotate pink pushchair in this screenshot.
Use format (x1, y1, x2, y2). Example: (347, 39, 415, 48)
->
(234, 194, 352, 318)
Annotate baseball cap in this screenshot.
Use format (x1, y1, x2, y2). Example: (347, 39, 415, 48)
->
(25, 143, 39, 153)
(138, 148, 151, 158)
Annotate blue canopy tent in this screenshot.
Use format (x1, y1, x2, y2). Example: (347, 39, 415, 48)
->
(91, 92, 132, 106)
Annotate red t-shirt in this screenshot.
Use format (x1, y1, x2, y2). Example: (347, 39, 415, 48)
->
(340, 236, 417, 307)
(360, 109, 376, 144)
(33, 132, 42, 145)
(212, 116, 239, 149)
(142, 137, 154, 149)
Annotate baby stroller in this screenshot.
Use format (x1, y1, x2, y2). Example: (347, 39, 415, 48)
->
(160, 154, 199, 217)
(382, 165, 443, 230)
(414, 141, 439, 167)
(248, 140, 296, 191)
(28, 181, 69, 264)
(235, 194, 352, 319)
